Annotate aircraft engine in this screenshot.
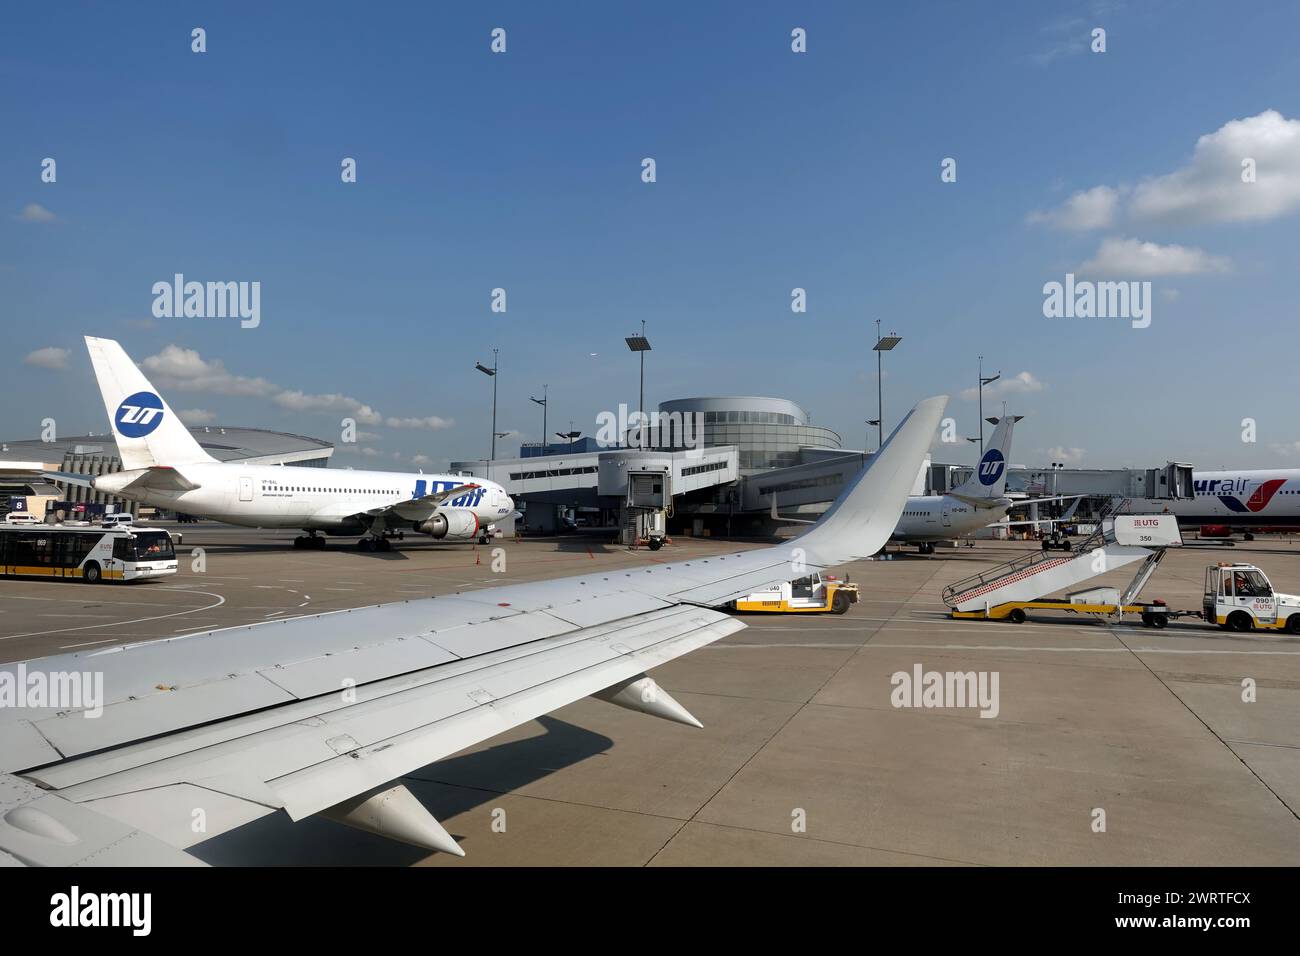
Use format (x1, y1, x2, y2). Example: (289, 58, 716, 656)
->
(417, 509, 480, 540)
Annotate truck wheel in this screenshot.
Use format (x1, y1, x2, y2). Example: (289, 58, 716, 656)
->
(1227, 611, 1254, 633)
(1007, 608, 1026, 624)
(1287, 615, 1300, 635)
(1149, 614, 1167, 629)
(83, 562, 102, 584)
(1140, 613, 1153, 627)
(831, 592, 850, 615)
(647, 537, 663, 551)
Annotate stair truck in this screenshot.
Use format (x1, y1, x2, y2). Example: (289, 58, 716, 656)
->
(942, 514, 1183, 626)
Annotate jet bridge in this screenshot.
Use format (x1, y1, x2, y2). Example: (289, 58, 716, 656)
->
(941, 511, 1183, 623)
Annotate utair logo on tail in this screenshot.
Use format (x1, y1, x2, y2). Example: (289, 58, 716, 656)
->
(977, 448, 1005, 486)
(115, 391, 165, 438)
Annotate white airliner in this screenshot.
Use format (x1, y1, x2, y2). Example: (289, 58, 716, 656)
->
(773, 414, 1079, 552)
(891, 415, 1021, 552)
(55, 337, 514, 550)
(1126, 468, 1300, 533)
(0, 395, 948, 864)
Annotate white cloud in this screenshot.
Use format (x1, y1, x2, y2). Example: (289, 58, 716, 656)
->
(177, 408, 217, 425)
(1268, 441, 1300, 457)
(275, 390, 382, 425)
(339, 446, 390, 459)
(1078, 236, 1231, 277)
(384, 414, 455, 430)
(411, 454, 432, 467)
(1045, 446, 1087, 465)
(1030, 111, 1300, 231)
(1029, 18, 1088, 67)
(14, 203, 56, 223)
(141, 345, 277, 396)
(1027, 185, 1120, 231)
(1130, 110, 1300, 225)
(959, 371, 1045, 401)
(23, 346, 70, 369)
(139, 344, 447, 430)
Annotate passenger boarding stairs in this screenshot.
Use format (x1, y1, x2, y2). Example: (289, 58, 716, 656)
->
(941, 502, 1179, 615)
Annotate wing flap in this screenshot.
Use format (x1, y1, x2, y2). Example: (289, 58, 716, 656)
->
(1, 720, 63, 772)
(0, 774, 207, 867)
(272, 608, 744, 819)
(33, 673, 297, 760)
(257, 638, 460, 700)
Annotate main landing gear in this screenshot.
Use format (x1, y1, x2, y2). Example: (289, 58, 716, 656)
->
(917, 542, 936, 555)
(356, 537, 393, 552)
(293, 533, 326, 550)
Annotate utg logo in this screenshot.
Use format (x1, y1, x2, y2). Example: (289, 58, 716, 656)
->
(115, 391, 165, 438)
(978, 449, 1005, 485)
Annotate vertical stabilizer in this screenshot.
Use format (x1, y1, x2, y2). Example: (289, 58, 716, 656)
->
(951, 416, 1016, 500)
(84, 336, 215, 470)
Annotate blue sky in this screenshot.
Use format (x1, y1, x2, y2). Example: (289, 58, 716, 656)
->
(4, 1, 1299, 471)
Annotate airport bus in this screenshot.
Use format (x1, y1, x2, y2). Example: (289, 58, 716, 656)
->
(0, 524, 178, 583)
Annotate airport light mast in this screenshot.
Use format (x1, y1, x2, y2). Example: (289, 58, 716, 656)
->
(872, 320, 902, 450)
(530, 386, 548, 455)
(475, 349, 499, 461)
(625, 322, 651, 449)
(978, 356, 1000, 452)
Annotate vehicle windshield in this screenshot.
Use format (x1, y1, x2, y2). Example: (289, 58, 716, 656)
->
(1232, 570, 1272, 597)
(132, 531, 175, 561)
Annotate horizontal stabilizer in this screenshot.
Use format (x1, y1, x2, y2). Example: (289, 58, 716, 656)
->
(116, 466, 202, 494)
(42, 470, 95, 490)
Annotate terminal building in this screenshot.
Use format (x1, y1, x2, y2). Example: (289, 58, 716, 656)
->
(453, 395, 864, 539)
(455, 395, 1196, 543)
(0, 427, 333, 521)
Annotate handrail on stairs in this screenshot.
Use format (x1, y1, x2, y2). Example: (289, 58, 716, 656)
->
(940, 496, 1132, 608)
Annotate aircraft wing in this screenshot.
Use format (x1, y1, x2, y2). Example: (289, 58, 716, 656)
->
(378, 483, 484, 520)
(310, 483, 483, 523)
(0, 396, 946, 865)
